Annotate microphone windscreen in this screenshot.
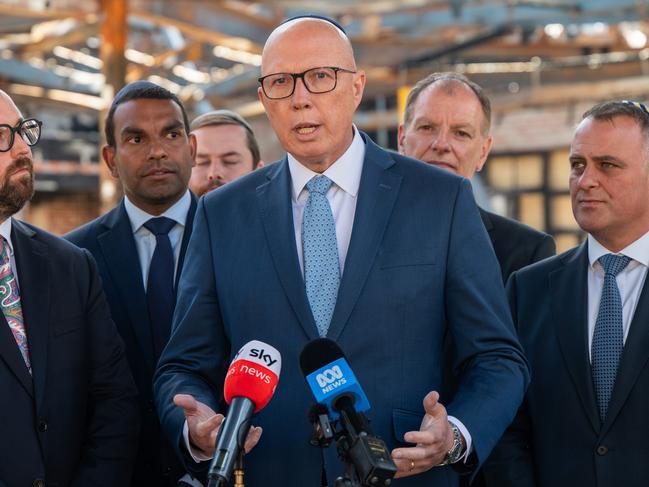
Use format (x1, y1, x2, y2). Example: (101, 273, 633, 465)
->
(224, 340, 281, 413)
(299, 338, 345, 377)
(300, 338, 371, 418)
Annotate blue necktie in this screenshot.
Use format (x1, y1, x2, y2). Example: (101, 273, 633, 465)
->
(144, 217, 176, 359)
(592, 253, 631, 422)
(303, 175, 340, 337)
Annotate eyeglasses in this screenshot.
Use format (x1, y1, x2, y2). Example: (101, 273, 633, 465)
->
(258, 66, 356, 100)
(622, 100, 649, 115)
(0, 118, 42, 152)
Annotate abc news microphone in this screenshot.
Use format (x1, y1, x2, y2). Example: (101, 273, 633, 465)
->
(207, 340, 281, 487)
(300, 338, 397, 487)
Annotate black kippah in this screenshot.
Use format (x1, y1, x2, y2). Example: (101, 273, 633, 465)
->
(280, 14, 347, 35)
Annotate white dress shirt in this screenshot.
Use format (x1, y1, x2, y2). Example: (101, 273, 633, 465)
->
(288, 126, 365, 276)
(587, 232, 649, 361)
(123, 190, 192, 288)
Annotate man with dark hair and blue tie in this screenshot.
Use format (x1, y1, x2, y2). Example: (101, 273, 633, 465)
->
(66, 80, 200, 486)
(484, 100, 649, 487)
(0, 90, 139, 486)
(155, 17, 529, 487)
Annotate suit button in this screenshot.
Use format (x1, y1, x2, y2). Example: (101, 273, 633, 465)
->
(596, 445, 608, 456)
(164, 466, 172, 474)
(37, 420, 48, 432)
(33, 479, 45, 487)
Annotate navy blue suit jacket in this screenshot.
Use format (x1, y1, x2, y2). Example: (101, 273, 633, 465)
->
(0, 220, 139, 487)
(155, 134, 529, 486)
(484, 243, 649, 487)
(65, 195, 197, 486)
(479, 209, 555, 283)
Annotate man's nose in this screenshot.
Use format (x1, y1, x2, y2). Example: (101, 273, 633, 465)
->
(290, 77, 312, 110)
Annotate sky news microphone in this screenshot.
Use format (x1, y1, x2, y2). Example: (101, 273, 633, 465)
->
(207, 340, 281, 487)
(299, 338, 397, 486)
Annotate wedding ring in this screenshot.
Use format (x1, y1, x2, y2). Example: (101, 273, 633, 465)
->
(409, 460, 415, 471)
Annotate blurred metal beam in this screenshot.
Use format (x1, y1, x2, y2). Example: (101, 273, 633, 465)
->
(15, 21, 99, 56)
(0, 58, 97, 94)
(132, 10, 263, 54)
(100, 0, 127, 211)
(400, 24, 514, 68)
(0, 4, 95, 21)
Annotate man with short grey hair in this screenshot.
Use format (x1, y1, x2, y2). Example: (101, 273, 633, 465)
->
(399, 72, 555, 282)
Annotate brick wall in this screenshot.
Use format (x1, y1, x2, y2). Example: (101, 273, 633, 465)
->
(23, 191, 101, 236)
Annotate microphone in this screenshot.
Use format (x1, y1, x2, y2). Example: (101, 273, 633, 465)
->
(300, 338, 370, 421)
(207, 340, 281, 487)
(300, 338, 397, 486)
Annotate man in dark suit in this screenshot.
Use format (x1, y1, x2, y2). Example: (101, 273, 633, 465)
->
(484, 100, 649, 487)
(0, 91, 139, 485)
(398, 72, 555, 283)
(66, 81, 199, 487)
(154, 17, 529, 486)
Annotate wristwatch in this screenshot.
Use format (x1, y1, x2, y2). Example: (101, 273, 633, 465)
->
(439, 421, 465, 466)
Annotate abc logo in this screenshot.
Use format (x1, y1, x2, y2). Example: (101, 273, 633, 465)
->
(316, 365, 344, 387)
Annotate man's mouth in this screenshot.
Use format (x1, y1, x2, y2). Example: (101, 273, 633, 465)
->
(144, 167, 175, 177)
(427, 160, 456, 170)
(294, 124, 319, 135)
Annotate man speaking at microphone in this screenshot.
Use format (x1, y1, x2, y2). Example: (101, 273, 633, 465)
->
(155, 15, 529, 486)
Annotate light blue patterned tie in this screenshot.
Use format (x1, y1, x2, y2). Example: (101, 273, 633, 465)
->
(592, 253, 631, 422)
(303, 175, 340, 337)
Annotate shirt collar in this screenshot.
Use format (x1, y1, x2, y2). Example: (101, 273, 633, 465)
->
(123, 190, 191, 234)
(588, 230, 649, 269)
(0, 218, 13, 255)
(287, 126, 365, 202)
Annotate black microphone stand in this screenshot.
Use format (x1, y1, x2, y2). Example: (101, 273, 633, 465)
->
(309, 400, 397, 487)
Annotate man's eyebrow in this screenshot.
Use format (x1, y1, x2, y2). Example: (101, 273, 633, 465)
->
(162, 120, 185, 132)
(120, 126, 145, 137)
(591, 154, 625, 165)
(195, 150, 244, 159)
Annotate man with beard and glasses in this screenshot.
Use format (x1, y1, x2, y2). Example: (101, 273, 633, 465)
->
(0, 91, 139, 485)
(189, 109, 263, 196)
(66, 81, 201, 487)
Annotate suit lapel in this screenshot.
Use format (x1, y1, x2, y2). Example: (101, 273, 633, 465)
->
(0, 307, 33, 397)
(550, 243, 601, 432)
(11, 220, 48, 405)
(327, 135, 401, 341)
(602, 270, 649, 435)
(97, 203, 155, 371)
(257, 159, 319, 340)
(479, 207, 496, 246)
(175, 192, 197, 289)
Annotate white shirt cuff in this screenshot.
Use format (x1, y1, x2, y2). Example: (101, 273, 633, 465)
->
(447, 415, 473, 463)
(183, 420, 213, 462)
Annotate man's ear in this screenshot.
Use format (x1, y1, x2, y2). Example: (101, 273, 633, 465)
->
(188, 133, 197, 167)
(102, 145, 120, 179)
(476, 135, 493, 172)
(397, 124, 406, 155)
